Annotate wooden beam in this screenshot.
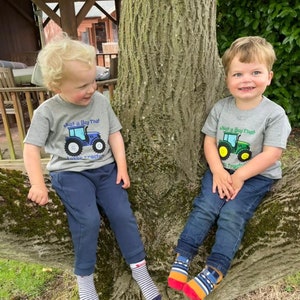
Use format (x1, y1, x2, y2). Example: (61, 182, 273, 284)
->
(77, 0, 96, 26)
(32, 0, 61, 26)
(31, 0, 119, 37)
(59, 0, 77, 38)
(43, 4, 59, 27)
(43, 0, 113, 2)
(115, 0, 121, 25)
(94, 2, 117, 25)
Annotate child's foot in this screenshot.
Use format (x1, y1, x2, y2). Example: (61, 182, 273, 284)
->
(76, 274, 99, 300)
(168, 255, 190, 291)
(130, 260, 161, 300)
(182, 266, 223, 300)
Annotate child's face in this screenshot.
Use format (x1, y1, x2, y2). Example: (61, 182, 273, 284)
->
(226, 56, 273, 105)
(57, 61, 97, 106)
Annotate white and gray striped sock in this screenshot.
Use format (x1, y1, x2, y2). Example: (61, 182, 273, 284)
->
(76, 274, 99, 300)
(130, 260, 161, 300)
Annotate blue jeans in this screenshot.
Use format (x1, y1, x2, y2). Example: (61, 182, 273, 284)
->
(175, 169, 274, 276)
(50, 163, 145, 276)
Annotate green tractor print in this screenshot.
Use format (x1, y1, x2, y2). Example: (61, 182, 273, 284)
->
(218, 132, 252, 162)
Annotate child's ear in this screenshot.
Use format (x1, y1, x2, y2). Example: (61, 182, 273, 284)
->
(267, 71, 274, 85)
(49, 83, 60, 93)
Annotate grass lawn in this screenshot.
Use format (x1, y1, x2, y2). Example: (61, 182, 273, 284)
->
(0, 257, 299, 299)
(0, 258, 78, 299)
(0, 258, 60, 299)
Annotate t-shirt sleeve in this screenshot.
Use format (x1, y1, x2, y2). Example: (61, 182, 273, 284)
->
(23, 105, 51, 147)
(264, 107, 291, 149)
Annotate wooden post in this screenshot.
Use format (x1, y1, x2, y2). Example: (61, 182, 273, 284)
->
(0, 96, 16, 160)
(109, 57, 118, 79)
(59, 0, 77, 38)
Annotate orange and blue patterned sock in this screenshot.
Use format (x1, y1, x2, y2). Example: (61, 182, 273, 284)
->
(183, 266, 223, 300)
(168, 255, 190, 291)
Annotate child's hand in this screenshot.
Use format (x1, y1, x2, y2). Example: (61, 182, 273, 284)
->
(212, 169, 234, 200)
(27, 185, 49, 206)
(217, 172, 245, 201)
(116, 170, 130, 189)
(230, 173, 245, 200)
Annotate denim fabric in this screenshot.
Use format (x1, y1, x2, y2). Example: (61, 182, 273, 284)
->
(175, 169, 274, 276)
(50, 163, 145, 276)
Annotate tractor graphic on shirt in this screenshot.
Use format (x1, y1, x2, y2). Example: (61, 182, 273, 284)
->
(64, 125, 106, 156)
(218, 132, 252, 162)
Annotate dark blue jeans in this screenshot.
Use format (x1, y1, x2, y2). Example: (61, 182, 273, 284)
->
(175, 169, 274, 276)
(50, 163, 145, 276)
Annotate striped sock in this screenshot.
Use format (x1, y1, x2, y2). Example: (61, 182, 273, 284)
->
(168, 255, 190, 291)
(183, 266, 223, 300)
(130, 260, 161, 300)
(76, 274, 99, 300)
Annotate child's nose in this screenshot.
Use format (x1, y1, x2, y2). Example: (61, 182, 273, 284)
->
(242, 74, 252, 82)
(87, 82, 96, 93)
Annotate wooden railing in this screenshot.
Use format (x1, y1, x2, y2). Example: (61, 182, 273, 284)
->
(0, 79, 117, 170)
(96, 53, 118, 68)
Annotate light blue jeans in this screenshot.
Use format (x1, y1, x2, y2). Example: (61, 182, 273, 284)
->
(175, 169, 274, 276)
(50, 163, 145, 276)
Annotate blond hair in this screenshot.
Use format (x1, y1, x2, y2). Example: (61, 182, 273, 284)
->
(222, 36, 276, 75)
(37, 33, 96, 90)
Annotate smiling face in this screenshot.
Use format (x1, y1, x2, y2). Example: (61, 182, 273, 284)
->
(226, 56, 273, 108)
(56, 60, 97, 106)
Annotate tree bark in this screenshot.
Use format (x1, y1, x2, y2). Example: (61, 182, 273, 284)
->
(113, 1, 224, 295)
(117, 0, 224, 185)
(0, 1, 299, 300)
(0, 160, 299, 299)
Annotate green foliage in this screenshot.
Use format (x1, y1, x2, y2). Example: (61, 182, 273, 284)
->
(217, 1, 300, 126)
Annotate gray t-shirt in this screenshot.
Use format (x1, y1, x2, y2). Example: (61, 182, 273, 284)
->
(24, 91, 122, 172)
(202, 96, 291, 179)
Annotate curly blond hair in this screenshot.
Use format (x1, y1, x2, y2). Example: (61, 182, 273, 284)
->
(37, 33, 96, 91)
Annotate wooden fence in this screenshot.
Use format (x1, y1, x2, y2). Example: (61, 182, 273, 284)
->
(0, 79, 117, 171)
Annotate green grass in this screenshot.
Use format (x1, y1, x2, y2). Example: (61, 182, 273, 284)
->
(284, 272, 300, 293)
(0, 258, 61, 299)
(1, 257, 300, 300)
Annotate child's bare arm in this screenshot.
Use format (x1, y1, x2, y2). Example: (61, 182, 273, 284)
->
(23, 143, 49, 205)
(108, 131, 130, 189)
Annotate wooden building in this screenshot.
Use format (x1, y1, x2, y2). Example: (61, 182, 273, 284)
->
(43, 2, 119, 66)
(0, 0, 40, 65)
(0, 1, 120, 66)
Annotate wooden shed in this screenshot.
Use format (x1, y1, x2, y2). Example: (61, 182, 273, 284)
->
(0, 0, 40, 65)
(0, 0, 120, 65)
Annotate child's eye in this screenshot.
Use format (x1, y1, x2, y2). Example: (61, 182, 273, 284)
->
(233, 73, 242, 77)
(253, 71, 261, 76)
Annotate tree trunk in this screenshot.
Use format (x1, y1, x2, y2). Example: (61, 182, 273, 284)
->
(0, 161, 299, 299)
(0, 1, 299, 300)
(114, 0, 224, 278)
(117, 1, 224, 186)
